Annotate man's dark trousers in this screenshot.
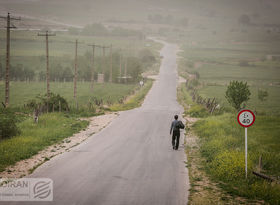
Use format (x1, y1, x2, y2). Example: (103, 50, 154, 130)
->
(172, 130, 180, 150)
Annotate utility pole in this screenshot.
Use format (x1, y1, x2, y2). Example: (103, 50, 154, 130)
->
(102, 45, 105, 75)
(88, 44, 96, 91)
(119, 49, 122, 83)
(124, 55, 128, 83)
(88, 44, 101, 91)
(110, 44, 113, 83)
(0, 13, 20, 107)
(74, 39, 78, 102)
(38, 30, 55, 98)
(99, 45, 110, 76)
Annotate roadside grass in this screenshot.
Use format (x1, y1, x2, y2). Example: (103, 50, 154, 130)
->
(110, 80, 153, 111)
(0, 79, 155, 173)
(0, 112, 89, 172)
(0, 81, 138, 108)
(193, 114, 280, 204)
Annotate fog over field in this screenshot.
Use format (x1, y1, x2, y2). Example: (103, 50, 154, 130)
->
(1, 0, 280, 26)
(0, 1, 280, 204)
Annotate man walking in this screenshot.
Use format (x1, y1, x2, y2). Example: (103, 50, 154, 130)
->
(170, 115, 185, 150)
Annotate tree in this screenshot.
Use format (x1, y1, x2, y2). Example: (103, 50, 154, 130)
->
(238, 14, 251, 26)
(225, 81, 251, 110)
(258, 88, 268, 102)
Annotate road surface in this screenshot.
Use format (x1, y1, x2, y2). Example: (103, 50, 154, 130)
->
(6, 40, 189, 205)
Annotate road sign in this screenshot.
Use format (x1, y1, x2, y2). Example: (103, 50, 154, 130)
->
(237, 109, 255, 178)
(237, 109, 255, 127)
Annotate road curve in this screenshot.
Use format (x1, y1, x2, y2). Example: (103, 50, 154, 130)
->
(6, 40, 189, 205)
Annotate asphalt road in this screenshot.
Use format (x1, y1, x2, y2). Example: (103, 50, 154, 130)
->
(6, 41, 189, 205)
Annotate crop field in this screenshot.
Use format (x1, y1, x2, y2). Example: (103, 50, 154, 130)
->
(179, 38, 280, 115)
(0, 30, 158, 57)
(0, 81, 139, 108)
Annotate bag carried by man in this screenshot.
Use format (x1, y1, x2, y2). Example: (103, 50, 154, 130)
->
(175, 120, 185, 130)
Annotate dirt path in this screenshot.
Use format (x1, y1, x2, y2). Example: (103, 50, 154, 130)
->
(0, 112, 119, 179)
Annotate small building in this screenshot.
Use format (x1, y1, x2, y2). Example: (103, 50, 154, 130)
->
(97, 74, 104, 83)
(266, 55, 280, 61)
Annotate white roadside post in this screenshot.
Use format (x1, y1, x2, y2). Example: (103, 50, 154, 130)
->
(237, 109, 256, 179)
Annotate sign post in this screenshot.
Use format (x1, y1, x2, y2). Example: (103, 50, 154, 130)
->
(237, 109, 255, 178)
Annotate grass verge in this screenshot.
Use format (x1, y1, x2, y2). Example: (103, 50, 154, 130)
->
(110, 80, 153, 111)
(193, 114, 280, 204)
(0, 113, 88, 172)
(178, 83, 280, 204)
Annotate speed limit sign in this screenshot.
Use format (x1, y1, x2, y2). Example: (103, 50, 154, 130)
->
(237, 109, 255, 178)
(237, 110, 255, 127)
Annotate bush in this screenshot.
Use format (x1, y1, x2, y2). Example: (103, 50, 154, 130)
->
(27, 93, 69, 112)
(239, 60, 250, 67)
(0, 109, 20, 140)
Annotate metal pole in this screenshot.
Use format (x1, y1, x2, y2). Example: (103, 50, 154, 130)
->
(245, 127, 247, 178)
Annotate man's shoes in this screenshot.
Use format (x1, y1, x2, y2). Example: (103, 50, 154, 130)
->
(172, 146, 175, 150)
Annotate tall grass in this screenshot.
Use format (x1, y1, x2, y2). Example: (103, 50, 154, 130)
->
(0, 113, 88, 172)
(193, 114, 280, 204)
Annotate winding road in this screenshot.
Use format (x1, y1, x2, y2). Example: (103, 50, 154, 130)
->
(7, 40, 189, 205)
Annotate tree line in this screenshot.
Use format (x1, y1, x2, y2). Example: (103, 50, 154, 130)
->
(0, 48, 156, 83)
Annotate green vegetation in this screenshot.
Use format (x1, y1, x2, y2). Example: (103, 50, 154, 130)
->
(225, 81, 251, 110)
(110, 80, 153, 111)
(0, 81, 138, 108)
(0, 109, 21, 140)
(0, 113, 89, 172)
(0, 28, 160, 174)
(193, 114, 280, 204)
(177, 20, 280, 203)
(187, 105, 209, 118)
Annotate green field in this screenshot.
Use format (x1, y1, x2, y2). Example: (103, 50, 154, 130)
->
(193, 114, 280, 204)
(177, 18, 280, 204)
(179, 39, 280, 115)
(0, 81, 138, 108)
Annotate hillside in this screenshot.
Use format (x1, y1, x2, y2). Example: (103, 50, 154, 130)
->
(0, 0, 280, 26)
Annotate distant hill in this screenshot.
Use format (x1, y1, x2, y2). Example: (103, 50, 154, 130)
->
(0, 0, 280, 26)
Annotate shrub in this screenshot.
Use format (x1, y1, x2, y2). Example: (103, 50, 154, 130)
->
(239, 60, 250, 67)
(27, 93, 69, 112)
(0, 109, 20, 140)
